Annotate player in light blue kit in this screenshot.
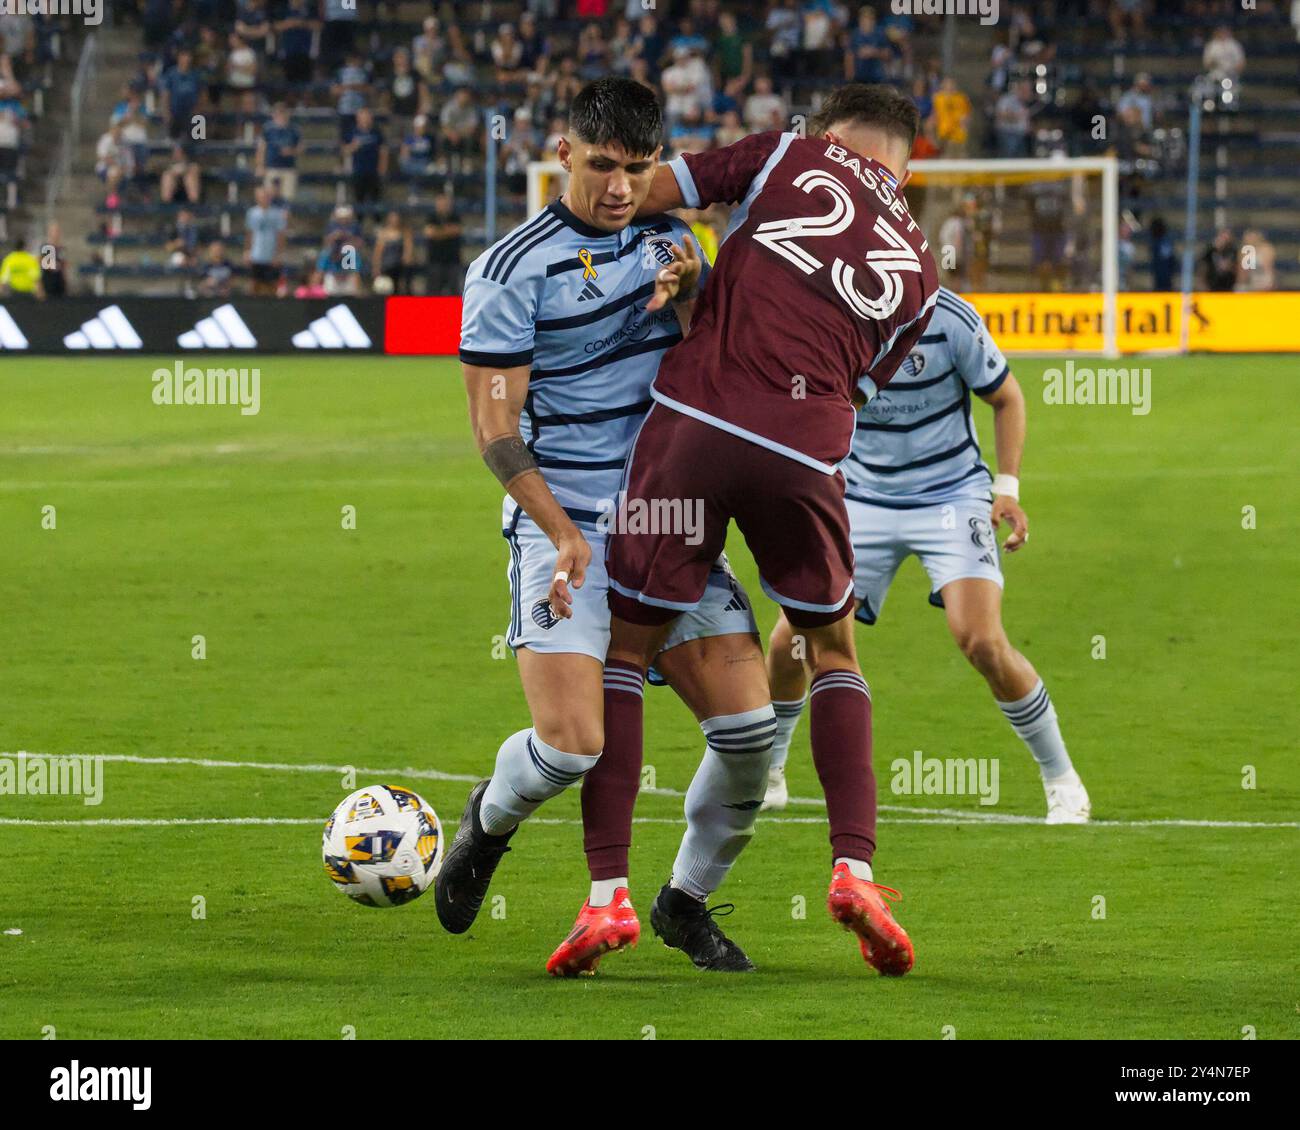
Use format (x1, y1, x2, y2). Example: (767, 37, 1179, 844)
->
(437, 79, 774, 973)
(765, 288, 1090, 823)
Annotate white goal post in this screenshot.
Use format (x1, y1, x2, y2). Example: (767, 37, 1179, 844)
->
(527, 154, 1120, 356)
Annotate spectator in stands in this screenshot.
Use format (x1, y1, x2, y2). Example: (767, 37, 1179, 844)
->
(493, 24, 526, 84)
(1201, 228, 1238, 291)
(439, 87, 480, 172)
(423, 192, 463, 296)
(226, 33, 260, 114)
(346, 106, 387, 206)
(321, 0, 360, 71)
(1237, 229, 1277, 291)
(94, 122, 134, 207)
(318, 230, 362, 297)
(800, 0, 847, 80)
(1117, 73, 1156, 132)
(910, 74, 933, 127)
(1109, 0, 1148, 44)
(1114, 102, 1154, 164)
(629, 11, 666, 72)
(577, 23, 612, 81)
(198, 240, 234, 298)
(846, 5, 892, 83)
(276, 1, 318, 88)
(715, 107, 747, 148)
(714, 10, 752, 91)
(244, 184, 287, 296)
(294, 264, 328, 299)
(669, 103, 715, 156)
(933, 77, 971, 156)
(400, 114, 436, 180)
(373, 211, 414, 295)
(166, 207, 201, 269)
(661, 44, 712, 122)
(193, 26, 227, 109)
(937, 195, 978, 291)
(257, 102, 301, 202)
(334, 51, 371, 143)
(442, 43, 477, 88)
(160, 143, 202, 205)
(1148, 217, 1176, 291)
(235, 0, 273, 57)
(413, 16, 448, 82)
(40, 221, 67, 298)
(389, 47, 422, 120)
(994, 80, 1034, 158)
(0, 238, 42, 298)
(160, 48, 202, 139)
(743, 73, 787, 132)
(0, 106, 21, 179)
(517, 11, 549, 72)
(1203, 25, 1246, 83)
(766, 0, 802, 65)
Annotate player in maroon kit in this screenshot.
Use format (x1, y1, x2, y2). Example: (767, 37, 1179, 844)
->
(588, 85, 940, 975)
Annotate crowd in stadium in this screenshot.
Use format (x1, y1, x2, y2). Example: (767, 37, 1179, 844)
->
(0, 0, 1292, 299)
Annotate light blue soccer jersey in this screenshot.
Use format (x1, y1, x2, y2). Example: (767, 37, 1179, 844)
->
(842, 288, 1009, 508)
(460, 200, 704, 524)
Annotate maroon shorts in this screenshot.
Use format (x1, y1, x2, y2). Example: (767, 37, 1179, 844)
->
(607, 404, 855, 629)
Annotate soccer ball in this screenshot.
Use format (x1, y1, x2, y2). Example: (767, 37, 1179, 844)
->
(322, 785, 443, 908)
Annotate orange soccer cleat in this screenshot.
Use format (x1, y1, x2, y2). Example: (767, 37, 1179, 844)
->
(546, 889, 641, 977)
(826, 862, 915, 977)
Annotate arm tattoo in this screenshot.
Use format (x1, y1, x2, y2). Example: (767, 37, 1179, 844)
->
(482, 434, 538, 489)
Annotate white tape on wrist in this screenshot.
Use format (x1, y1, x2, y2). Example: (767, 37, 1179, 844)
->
(992, 474, 1020, 500)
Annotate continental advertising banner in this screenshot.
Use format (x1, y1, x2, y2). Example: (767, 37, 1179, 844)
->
(963, 292, 1300, 353)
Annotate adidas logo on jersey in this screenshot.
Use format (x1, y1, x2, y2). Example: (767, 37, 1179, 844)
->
(63, 305, 143, 350)
(577, 280, 605, 302)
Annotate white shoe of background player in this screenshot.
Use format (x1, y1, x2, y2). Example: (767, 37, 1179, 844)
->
(1043, 769, 1091, 824)
(761, 765, 788, 812)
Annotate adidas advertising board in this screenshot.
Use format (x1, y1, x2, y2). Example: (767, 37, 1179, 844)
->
(0, 298, 384, 354)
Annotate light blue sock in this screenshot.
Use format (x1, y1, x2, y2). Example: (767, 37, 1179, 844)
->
(480, 728, 599, 835)
(996, 681, 1074, 781)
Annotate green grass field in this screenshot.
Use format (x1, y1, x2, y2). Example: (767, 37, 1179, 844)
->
(1, 354, 1296, 1040)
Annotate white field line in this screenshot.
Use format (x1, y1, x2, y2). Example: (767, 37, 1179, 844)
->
(4, 751, 1297, 830)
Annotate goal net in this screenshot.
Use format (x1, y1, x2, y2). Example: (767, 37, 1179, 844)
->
(527, 155, 1121, 356)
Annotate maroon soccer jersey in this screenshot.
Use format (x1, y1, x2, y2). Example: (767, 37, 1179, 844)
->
(657, 131, 940, 472)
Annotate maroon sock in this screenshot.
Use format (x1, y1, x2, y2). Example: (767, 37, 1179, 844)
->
(808, 669, 877, 865)
(582, 659, 646, 881)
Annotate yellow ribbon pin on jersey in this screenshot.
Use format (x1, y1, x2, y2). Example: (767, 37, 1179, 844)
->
(578, 248, 597, 281)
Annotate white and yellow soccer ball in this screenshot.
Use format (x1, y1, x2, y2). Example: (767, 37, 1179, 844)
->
(322, 785, 444, 908)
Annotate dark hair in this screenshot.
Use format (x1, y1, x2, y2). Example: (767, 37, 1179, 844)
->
(569, 77, 663, 157)
(808, 83, 921, 150)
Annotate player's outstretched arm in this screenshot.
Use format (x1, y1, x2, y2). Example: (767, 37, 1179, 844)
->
(980, 374, 1029, 552)
(635, 163, 686, 217)
(462, 363, 590, 616)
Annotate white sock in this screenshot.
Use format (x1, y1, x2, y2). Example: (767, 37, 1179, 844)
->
(835, 856, 873, 882)
(996, 680, 1074, 781)
(480, 728, 599, 836)
(768, 697, 806, 772)
(588, 877, 626, 907)
(670, 706, 776, 899)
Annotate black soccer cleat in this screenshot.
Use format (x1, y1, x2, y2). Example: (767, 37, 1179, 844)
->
(649, 883, 756, 972)
(434, 779, 515, 935)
